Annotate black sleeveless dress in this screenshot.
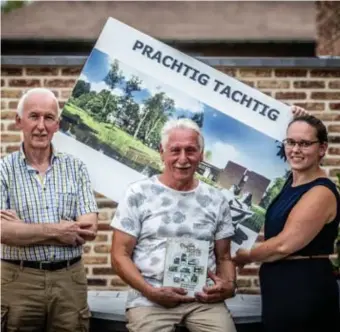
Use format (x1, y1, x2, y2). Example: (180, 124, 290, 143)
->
(260, 178, 340, 332)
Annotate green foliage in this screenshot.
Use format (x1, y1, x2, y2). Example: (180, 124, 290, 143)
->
(70, 59, 176, 152)
(204, 150, 212, 162)
(63, 102, 162, 167)
(104, 60, 124, 89)
(195, 173, 219, 188)
(72, 80, 91, 98)
(259, 176, 286, 209)
(73, 91, 97, 110)
(275, 140, 287, 161)
(133, 92, 175, 149)
(241, 205, 266, 233)
(191, 112, 204, 128)
(1, 0, 26, 13)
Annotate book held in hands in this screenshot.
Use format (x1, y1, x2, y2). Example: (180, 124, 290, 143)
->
(163, 238, 209, 297)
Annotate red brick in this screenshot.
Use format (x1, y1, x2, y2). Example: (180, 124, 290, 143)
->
(110, 275, 127, 287)
(330, 103, 340, 110)
(98, 211, 108, 221)
(1, 133, 21, 143)
(97, 200, 117, 209)
(315, 113, 340, 121)
(276, 92, 307, 100)
(61, 67, 83, 76)
(9, 101, 18, 110)
(61, 90, 72, 99)
(329, 169, 340, 177)
(44, 79, 76, 88)
(310, 70, 340, 77)
(6, 145, 20, 153)
(1, 79, 5, 87)
(239, 69, 272, 78)
(235, 278, 252, 288)
(1, 111, 16, 120)
(1, 67, 23, 76)
(311, 92, 340, 100)
(275, 69, 307, 77)
(1, 100, 6, 109)
(294, 103, 325, 111)
(253, 278, 261, 287)
(94, 234, 109, 242)
(238, 267, 259, 276)
(215, 67, 236, 77)
(83, 256, 108, 264)
(9, 79, 41, 87)
(257, 80, 290, 89)
(110, 263, 118, 274)
(293, 81, 325, 89)
(94, 244, 110, 253)
(237, 288, 260, 295)
(323, 158, 340, 166)
(52, 90, 59, 98)
(329, 81, 340, 89)
(83, 245, 92, 254)
(93, 267, 115, 275)
(328, 147, 340, 155)
(239, 80, 255, 88)
(26, 67, 59, 76)
(87, 278, 107, 286)
(58, 101, 65, 109)
(98, 223, 113, 231)
(1, 90, 23, 98)
(329, 136, 340, 144)
(7, 123, 20, 131)
(328, 125, 340, 133)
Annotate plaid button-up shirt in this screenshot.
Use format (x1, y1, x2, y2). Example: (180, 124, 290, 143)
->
(1, 145, 98, 261)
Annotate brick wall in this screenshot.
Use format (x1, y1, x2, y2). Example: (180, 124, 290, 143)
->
(1, 65, 340, 293)
(316, 1, 340, 56)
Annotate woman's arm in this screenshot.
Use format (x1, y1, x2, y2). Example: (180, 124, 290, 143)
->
(234, 185, 336, 265)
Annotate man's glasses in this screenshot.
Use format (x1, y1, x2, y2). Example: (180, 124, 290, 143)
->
(282, 138, 319, 149)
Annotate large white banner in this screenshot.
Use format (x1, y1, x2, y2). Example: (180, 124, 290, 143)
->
(54, 17, 292, 253)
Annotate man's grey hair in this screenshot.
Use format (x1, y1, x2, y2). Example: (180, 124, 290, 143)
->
(17, 88, 61, 118)
(160, 118, 204, 152)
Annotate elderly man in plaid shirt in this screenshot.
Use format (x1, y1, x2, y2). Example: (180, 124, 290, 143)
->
(0, 88, 98, 332)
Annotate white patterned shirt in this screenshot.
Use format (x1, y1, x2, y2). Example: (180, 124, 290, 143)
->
(111, 175, 234, 308)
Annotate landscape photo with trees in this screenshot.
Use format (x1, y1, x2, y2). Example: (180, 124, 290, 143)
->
(61, 48, 289, 247)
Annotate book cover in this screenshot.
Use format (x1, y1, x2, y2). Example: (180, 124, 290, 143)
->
(163, 238, 209, 297)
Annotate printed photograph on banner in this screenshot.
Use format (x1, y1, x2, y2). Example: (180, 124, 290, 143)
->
(59, 47, 290, 254)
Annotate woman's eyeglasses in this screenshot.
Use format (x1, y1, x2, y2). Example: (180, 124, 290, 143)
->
(282, 138, 319, 149)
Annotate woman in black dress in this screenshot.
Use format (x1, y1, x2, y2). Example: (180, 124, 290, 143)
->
(233, 108, 340, 332)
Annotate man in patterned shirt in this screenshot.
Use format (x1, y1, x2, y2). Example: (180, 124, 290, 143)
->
(111, 118, 237, 332)
(0, 88, 98, 331)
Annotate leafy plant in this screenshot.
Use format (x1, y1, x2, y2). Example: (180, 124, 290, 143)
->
(1, 0, 26, 13)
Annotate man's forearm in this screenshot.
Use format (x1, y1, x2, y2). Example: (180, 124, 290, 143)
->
(76, 213, 98, 241)
(112, 254, 154, 297)
(1, 221, 60, 246)
(216, 258, 236, 285)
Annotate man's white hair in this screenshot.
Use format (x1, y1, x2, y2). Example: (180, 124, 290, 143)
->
(161, 118, 204, 152)
(17, 88, 61, 118)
